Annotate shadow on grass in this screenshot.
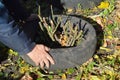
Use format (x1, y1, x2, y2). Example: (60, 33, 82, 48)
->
(0, 43, 9, 64)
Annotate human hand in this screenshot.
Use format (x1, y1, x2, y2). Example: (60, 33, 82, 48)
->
(27, 44, 55, 69)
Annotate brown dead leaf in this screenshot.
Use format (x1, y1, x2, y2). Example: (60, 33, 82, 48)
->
(113, 38, 120, 50)
(103, 40, 108, 47)
(115, 46, 120, 50)
(116, 0, 120, 15)
(95, 17, 104, 28)
(20, 74, 33, 80)
(60, 34, 68, 46)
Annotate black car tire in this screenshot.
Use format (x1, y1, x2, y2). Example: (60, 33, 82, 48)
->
(48, 15, 97, 71)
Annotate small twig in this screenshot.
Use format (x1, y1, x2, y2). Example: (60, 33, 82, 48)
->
(50, 5, 56, 25)
(53, 21, 61, 35)
(37, 4, 83, 46)
(71, 25, 78, 46)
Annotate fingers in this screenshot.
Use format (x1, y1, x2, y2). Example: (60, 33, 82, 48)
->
(44, 46, 50, 51)
(40, 60, 44, 69)
(39, 59, 49, 69)
(39, 53, 54, 69)
(46, 54, 55, 65)
(27, 44, 54, 69)
(44, 46, 54, 65)
(43, 58, 50, 68)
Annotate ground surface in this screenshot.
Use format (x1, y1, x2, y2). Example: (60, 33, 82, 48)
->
(0, 0, 120, 80)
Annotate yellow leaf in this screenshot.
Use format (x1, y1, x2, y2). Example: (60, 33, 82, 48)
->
(98, 1, 109, 9)
(104, 69, 114, 77)
(107, 36, 113, 39)
(67, 9, 73, 13)
(90, 75, 101, 80)
(107, 31, 112, 35)
(100, 47, 112, 52)
(62, 74, 66, 80)
(107, 55, 114, 60)
(8, 49, 18, 56)
(19, 66, 29, 74)
(94, 55, 99, 59)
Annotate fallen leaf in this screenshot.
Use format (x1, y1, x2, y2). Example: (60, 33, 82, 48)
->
(98, 1, 109, 9)
(107, 55, 114, 60)
(104, 69, 114, 77)
(90, 75, 101, 80)
(94, 55, 99, 59)
(103, 40, 108, 47)
(62, 73, 67, 80)
(100, 47, 113, 52)
(115, 45, 120, 50)
(95, 17, 104, 28)
(67, 8, 74, 13)
(60, 34, 68, 46)
(20, 73, 33, 80)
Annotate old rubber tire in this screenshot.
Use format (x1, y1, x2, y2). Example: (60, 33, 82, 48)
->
(48, 0, 102, 9)
(61, 0, 102, 9)
(48, 15, 97, 71)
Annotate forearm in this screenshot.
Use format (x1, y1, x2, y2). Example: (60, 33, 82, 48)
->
(0, 20, 36, 55)
(0, 1, 38, 55)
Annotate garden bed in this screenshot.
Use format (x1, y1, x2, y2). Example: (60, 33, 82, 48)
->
(0, 0, 120, 80)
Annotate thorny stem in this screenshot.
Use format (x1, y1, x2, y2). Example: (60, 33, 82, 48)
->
(71, 25, 79, 46)
(37, 5, 83, 46)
